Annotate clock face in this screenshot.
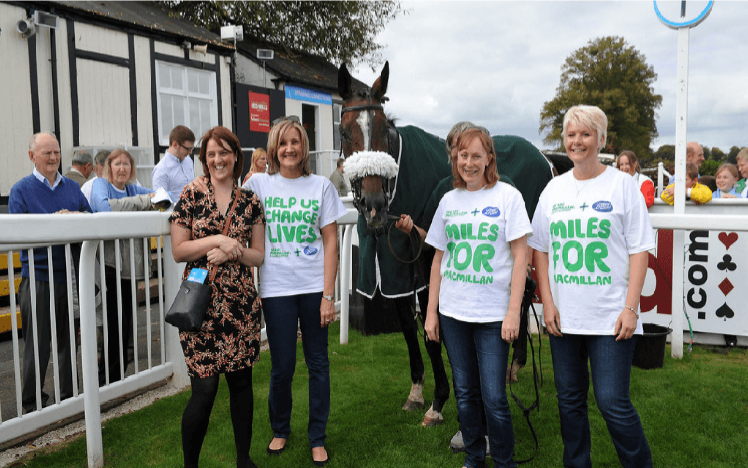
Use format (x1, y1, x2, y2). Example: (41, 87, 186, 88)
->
(654, 1, 714, 29)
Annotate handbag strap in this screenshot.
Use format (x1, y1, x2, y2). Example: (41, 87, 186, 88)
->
(208, 187, 242, 282)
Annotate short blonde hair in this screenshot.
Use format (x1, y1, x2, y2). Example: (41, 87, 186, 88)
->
(266, 120, 311, 176)
(104, 149, 137, 185)
(562, 105, 608, 151)
(735, 147, 748, 162)
(715, 163, 739, 180)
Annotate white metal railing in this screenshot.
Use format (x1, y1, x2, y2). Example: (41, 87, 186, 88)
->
(1, 203, 359, 466)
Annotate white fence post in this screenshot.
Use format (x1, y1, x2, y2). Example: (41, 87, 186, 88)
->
(79, 240, 103, 468)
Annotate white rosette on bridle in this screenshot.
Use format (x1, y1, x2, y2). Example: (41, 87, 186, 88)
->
(343, 151, 399, 180)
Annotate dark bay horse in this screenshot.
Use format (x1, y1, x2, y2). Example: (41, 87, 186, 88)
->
(338, 62, 453, 422)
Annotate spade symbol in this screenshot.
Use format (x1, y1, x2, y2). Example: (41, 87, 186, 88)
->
(715, 303, 735, 319)
(717, 255, 737, 272)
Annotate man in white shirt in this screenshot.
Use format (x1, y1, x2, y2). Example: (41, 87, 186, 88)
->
(151, 125, 196, 199)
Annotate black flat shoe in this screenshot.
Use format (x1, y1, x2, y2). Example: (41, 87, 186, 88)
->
(266, 438, 287, 455)
(312, 447, 329, 467)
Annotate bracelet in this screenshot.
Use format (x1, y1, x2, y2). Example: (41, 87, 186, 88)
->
(322, 294, 334, 302)
(625, 305, 639, 318)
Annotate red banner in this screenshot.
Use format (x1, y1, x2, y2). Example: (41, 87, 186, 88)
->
(248, 91, 270, 133)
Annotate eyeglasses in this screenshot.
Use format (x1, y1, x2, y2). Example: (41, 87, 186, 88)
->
(179, 142, 196, 153)
(272, 115, 301, 126)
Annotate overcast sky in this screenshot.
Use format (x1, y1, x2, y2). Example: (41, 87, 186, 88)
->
(350, 1, 747, 153)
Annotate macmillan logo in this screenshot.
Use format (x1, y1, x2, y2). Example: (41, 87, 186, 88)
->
(446, 209, 467, 218)
(482, 206, 500, 217)
(592, 201, 613, 213)
(551, 203, 575, 215)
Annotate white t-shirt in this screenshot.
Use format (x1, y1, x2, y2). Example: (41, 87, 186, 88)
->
(528, 166, 655, 335)
(245, 172, 347, 298)
(425, 183, 532, 322)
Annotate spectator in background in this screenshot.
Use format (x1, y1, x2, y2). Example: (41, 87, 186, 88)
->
(735, 148, 748, 197)
(616, 150, 655, 208)
(712, 163, 742, 199)
(9, 132, 91, 413)
(64, 150, 93, 187)
(328, 157, 350, 197)
(152, 125, 196, 198)
(91, 149, 156, 385)
(242, 148, 268, 184)
(661, 163, 712, 205)
(664, 142, 705, 198)
(81, 150, 111, 204)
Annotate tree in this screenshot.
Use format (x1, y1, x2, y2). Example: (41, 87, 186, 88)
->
(700, 159, 720, 177)
(654, 145, 675, 162)
(159, 1, 403, 70)
(727, 146, 741, 164)
(711, 147, 725, 162)
(539, 36, 663, 156)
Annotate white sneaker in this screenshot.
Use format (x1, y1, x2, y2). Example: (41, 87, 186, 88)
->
(448, 431, 491, 457)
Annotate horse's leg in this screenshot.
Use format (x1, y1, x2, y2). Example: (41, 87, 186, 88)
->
(393, 296, 425, 411)
(416, 287, 450, 426)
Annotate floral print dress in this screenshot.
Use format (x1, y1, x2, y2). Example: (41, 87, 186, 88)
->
(169, 183, 265, 378)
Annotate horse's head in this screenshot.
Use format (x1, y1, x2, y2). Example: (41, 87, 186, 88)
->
(338, 61, 398, 236)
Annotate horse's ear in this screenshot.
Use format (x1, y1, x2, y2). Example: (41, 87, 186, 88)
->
(338, 63, 353, 100)
(372, 61, 389, 102)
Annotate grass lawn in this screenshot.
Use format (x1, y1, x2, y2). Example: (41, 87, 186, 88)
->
(11, 322, 748, 467)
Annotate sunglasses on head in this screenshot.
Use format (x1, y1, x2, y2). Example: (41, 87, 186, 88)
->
(272, 115, 301, 125)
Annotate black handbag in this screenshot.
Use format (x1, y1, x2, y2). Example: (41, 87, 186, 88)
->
(165, 188, 241, 332)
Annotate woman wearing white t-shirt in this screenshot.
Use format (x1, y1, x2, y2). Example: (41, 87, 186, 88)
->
(244, 119, 346, 467)
(529, 105, 654, 468)
(425, 128, 531, 468)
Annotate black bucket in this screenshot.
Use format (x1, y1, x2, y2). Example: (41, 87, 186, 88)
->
(632, 324, 672, 370)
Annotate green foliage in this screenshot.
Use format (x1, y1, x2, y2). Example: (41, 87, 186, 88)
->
(158, 1, 404, 70)
(540, 36, 663, 156)
(702, 146, 712, 160)
(711, 147, 726, 162)
(727, 146, 741, 164)
(700, 159, 720, 176)
(654, 144, 675, 162)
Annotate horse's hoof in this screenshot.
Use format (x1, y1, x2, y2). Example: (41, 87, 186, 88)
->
(401, 397, 425, 411)
(421, 405, 444, 426)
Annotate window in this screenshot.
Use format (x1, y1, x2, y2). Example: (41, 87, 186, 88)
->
(332, 102, 342, 151)
(155, 61, 218, 146)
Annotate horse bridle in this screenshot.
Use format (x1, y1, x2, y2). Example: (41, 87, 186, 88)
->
(339, 89, 398, 217)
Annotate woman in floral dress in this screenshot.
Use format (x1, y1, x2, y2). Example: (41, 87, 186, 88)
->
(170, 126, 265, 468)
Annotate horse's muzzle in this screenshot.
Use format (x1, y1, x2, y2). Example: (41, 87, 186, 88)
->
(360, 191, 389, 236)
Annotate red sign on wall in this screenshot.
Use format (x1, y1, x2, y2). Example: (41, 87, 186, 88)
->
(248, 91, 270, 133)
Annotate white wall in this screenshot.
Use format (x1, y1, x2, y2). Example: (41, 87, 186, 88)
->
(0, 3, 35, 196)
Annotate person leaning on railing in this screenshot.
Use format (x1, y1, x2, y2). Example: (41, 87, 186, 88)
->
(735, 148, 748, 197)
(660, 163, 712, 205)
(170, 126, 265, 468)
(90, 149, 156, 386)
(9, 132, 92, 414)
(616, 150, 655, 208)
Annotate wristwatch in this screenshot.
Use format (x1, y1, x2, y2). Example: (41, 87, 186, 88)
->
(322, 294, 334, 302)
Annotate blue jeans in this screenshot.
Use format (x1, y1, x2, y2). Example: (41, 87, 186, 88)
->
(263, 293, 329, 448)
(549, 334, 652, 468)
(440, 314, 516, 468)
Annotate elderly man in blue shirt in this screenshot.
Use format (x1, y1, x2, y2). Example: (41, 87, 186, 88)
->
(151, 125, 196, 199)
(9, 132, 91, 413)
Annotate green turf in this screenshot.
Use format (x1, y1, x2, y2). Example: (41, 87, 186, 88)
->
(13, 322, 748, 467)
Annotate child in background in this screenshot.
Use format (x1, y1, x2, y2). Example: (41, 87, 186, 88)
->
(734, 148, 748, 197)
(661, 162, 712, 205)
(713, 163, 742, 198)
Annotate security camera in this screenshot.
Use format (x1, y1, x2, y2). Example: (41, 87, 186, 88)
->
(16, 19, 36, 38)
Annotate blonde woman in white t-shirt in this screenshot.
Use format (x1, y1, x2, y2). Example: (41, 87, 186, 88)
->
(425, 128, 531, 468)
(529, 105, 654, 468)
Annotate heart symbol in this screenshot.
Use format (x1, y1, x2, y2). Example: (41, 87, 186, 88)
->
(717, 255, 737, 272)
(718, 232, 738, 250)
(716, 303, 735, 319)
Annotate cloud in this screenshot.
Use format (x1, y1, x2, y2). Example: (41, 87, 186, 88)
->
(351, 1, 748, 153)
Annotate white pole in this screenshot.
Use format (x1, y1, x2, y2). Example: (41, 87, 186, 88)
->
(670, 27, 690, 359)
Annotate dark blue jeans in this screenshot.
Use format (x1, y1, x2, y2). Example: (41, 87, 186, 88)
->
(263, 292, 329, 448)
(440, 314, 516, 468)
(549, 334, 652, 468)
